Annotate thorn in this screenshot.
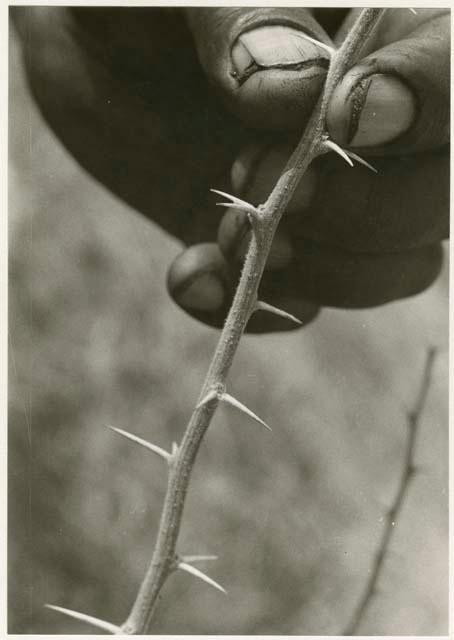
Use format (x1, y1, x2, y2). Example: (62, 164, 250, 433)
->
(178, 561, 227, 594)
(216, 202, 257, 215)
(181, 554, 218, 563)
(294, 31, 335, 56)
(409, 8, 417, 15)
(255, 300, 302, 325)
(196, 389, 219, 409)
(323, 139, 354, 167)
(210, 189, 259, 217)
(345, 150, 378, 173)
(107, 425, 171, 462)
(44, 604, 121, 634)
(221, 392, 272, 431)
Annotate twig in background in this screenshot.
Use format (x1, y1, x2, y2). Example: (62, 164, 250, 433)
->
(343, 346, 438, 636)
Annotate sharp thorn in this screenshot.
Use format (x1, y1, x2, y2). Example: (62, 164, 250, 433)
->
(44, 604, 122, 634)
(107, 425, 171, 461)
(255, 300, 302, 325)
(221, 393, 272, 431)
(294, 31, 335, 55)
(345, 150, 378, 173)
(323, 139, 354, 167)
(210, 189, 258, 216)
(181, 554, 219, 563)
(196, 389, 219, 409)
(216, 203, 258, 215)
(178, 562, 227, 594)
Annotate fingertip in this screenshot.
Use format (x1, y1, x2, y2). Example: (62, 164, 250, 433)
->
(177, 273, 225, 312)
(186, 8, 332, 130)
(327, 71, 416, 148)
(167, 244, 230, 322)
(328, 10, 450, 152)
(230, 26, 331, 129)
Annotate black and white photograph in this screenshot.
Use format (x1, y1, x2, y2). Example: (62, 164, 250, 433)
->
(8, 5, 449, 635)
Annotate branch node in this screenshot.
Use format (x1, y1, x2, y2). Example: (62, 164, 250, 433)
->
(44, 604, 121, 634)
(196, 388, 221, 410)
(407, 464, 418, 478)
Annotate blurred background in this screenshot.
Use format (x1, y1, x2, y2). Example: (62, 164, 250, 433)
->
(9, 21, 448, 636)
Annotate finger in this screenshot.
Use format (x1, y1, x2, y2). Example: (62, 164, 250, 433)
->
(222, 142, 448, 255)
(297, 150, 449, 253)
(167, 239, 442, 321)
(166, 243, 320, 332)
(259, 240, 443, 309)
(167, 244, 232, 329)
(217, 203, 445, 310)
(185, 8, 333, 130)
(327, 9, 450, 152)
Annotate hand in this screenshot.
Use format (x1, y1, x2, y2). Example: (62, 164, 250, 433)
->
(14, 8, 449, 332)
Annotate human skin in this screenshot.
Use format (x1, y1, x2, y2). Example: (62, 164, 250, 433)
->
(12, 7, 449, 332)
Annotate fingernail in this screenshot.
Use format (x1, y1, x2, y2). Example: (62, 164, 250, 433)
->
(231, 26, 329, 82)
(329, 73, 416, 147)
(177, 273, 225, 312)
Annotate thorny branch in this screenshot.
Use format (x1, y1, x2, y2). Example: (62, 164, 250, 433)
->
(343, 347, 438, 636)
(46, 8, 390, 635)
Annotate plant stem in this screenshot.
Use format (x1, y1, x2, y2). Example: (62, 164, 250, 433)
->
(343, 347, 437, 636)
(121, 8, 385, 635)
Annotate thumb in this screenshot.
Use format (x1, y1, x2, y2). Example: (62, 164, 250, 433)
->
(185, 8, 333, 130)
(327, 9, 450, 152)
